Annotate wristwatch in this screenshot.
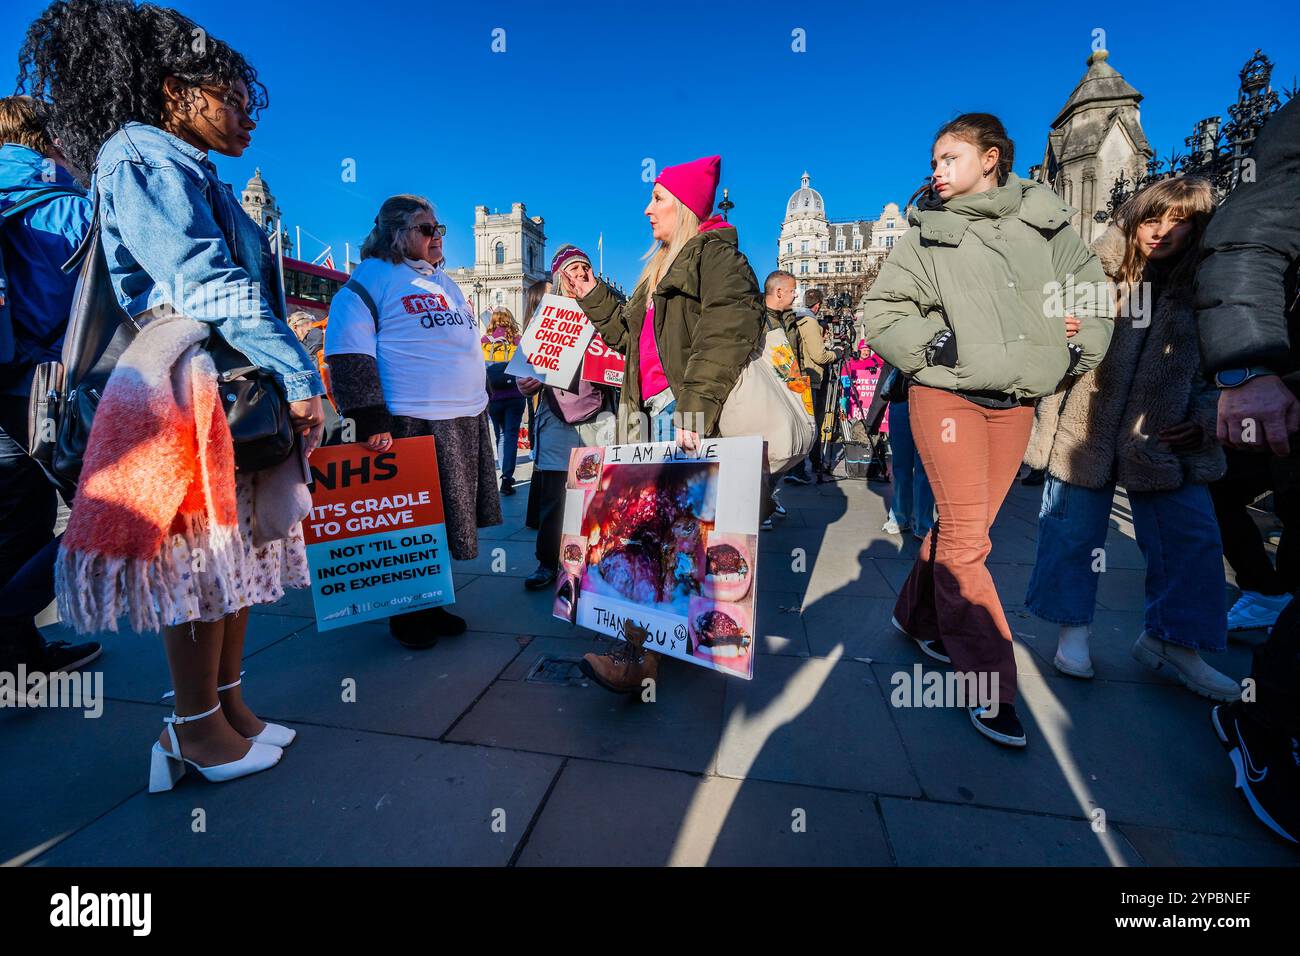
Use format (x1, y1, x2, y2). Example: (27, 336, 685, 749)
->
(1214, 366, 1274, 388)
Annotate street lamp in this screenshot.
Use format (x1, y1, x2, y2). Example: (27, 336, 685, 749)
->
(472, 280, 483, 322)
(719, 187, 734, 221)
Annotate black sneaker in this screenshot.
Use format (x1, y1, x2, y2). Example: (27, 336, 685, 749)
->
(772, 497, 788, 517)
(783, 472, 813, 486)
(524, 565, 558, 591)
(969, 703, 1027, 748)
(1212, 702, 1299, 844)
(389, 606, 467, 649)
(890, 615, 951, 663)
(38, 640, 102, 673)
(500, 476, 516, 496)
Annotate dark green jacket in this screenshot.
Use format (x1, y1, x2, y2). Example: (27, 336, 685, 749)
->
(862, 175, 1113, 400)
(578, 224, 763, 441)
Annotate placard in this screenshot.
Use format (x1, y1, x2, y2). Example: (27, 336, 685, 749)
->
(304, 437, 454, 631)
(552, 436, 764, 679)
(581, 331, 626, 386)
(505, 293, 596, 389)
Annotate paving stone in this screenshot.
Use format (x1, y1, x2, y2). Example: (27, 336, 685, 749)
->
(452, 537, 540, 578)
(447, 656, 727, 773)
(234, 620, 523, 739)
(451, 575, 586, 638)
(716, 655, 921, 797)
(38, 612, 310, 705)
(1116, 823, 1300, 866)
(517, 759, 892, 866)
(0, 699, 164, 865)
(881, 663, 1271, 840)
(31, 728, 560, 866)
(880, 797, 1143, 866)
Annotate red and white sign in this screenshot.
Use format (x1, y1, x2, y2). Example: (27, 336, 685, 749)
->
(505, 294, 595, 389)
(581, 332, 625, 386)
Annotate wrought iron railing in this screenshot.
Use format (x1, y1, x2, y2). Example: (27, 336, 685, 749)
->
(1097, 50, 1295, 222)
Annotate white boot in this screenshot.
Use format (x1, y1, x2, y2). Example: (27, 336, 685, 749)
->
(1053, 624, 1093, 679)
(1132, 631, 1241, 702)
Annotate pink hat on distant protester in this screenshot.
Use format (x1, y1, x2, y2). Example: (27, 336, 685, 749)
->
(655, 155, 721, 222)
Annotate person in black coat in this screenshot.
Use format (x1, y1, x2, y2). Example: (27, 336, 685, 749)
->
(1195, 94, 1300, 845)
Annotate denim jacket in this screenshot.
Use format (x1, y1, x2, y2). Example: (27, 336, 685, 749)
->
(94, 122, 323, 401)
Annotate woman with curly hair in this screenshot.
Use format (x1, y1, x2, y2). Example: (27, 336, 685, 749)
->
(19, 0, 326, 789)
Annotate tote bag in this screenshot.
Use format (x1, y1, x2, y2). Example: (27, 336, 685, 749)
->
(718, 324, 815, 475)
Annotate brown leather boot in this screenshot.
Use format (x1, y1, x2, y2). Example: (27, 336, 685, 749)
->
(580, 620, 661, 695)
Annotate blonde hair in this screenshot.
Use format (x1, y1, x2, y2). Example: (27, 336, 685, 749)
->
(1114, 177, 1215, 298)
(360, 194, 435, 264)
(488, 308, 520, 338)
(635, 191, 701, 297)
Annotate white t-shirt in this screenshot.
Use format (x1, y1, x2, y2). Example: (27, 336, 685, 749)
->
(325, 257, 487, 421)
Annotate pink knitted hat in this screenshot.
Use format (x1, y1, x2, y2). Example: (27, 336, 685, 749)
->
(655, 155, 721, 222)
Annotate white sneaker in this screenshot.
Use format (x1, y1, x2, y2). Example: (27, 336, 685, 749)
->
(1053, 624, 1094, 679)
(1227, 591, 1293, 632)
(882, 516, 909, 535)
(1131, 632, 1241, 702)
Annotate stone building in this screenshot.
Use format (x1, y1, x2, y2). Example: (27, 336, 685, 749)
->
(449, 203, 548, 327)
(775, 172, 908, 305)
(1030, 48, 1152, 245)
(240, 167, 291, 255)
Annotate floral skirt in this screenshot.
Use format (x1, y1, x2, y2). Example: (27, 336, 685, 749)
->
(162, 470, 310, 627)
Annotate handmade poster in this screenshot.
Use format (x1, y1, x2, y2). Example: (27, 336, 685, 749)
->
(581, 331, 626, 386)
(846, 356, 889, 433)
(505, 293, 596, 389)
(552, 435, 764, 679)
(303, 436, 454, 631)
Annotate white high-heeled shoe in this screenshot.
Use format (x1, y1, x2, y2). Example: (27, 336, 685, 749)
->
(148, 703, 283, 793)
(217, 677, 297, 748)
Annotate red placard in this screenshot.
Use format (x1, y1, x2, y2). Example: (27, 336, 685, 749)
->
(581, 332, 625, 386)
(304, 437, 445, 546)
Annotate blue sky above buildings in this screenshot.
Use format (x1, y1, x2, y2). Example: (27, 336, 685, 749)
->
(5, 0, 1299, 284)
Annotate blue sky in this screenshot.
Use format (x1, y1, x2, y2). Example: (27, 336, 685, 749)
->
(5, 0, 1299, 284)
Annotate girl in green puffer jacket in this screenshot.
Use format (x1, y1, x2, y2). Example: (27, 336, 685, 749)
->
(862, 112, 1114, 750)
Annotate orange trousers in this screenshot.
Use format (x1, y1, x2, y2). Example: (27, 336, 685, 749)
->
(893, 385, 1034, 704)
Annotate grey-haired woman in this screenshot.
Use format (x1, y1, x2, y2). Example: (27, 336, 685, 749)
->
(326, 194, 502, 647)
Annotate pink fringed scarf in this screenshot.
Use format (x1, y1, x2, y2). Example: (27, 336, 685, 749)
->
(56, 311, 242, 634)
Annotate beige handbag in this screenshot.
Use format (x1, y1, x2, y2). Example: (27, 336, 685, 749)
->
(718, 325, 815, 474)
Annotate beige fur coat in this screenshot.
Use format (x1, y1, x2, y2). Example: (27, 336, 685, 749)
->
(1023, 228, 1225, 492)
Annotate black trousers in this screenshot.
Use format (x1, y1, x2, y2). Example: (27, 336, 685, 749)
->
(1250, 586, 1300, 737)
(1209, 446, 1300, 595)
(534, 468, 568, 570)
(0, 394, 57, 667)
(809, 384, 828, 474)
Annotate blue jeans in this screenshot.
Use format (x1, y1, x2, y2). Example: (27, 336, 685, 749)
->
(887, 400, 934, 534)
(1025, 474, 1227, 651)
(650, 399, 677, 443)
(489, 397, 526, 480)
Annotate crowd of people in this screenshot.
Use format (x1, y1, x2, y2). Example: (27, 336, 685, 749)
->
(0, 0, 1295, 847)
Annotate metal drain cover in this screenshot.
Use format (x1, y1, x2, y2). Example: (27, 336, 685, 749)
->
(525, 655, 588, 686)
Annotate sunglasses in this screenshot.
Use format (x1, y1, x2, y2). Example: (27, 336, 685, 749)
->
(404, 222, 447, 238)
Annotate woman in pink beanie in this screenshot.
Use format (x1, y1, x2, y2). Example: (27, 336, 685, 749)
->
(565, 155, 766, 694)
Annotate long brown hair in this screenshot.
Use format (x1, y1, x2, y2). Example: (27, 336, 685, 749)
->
(523, 279, 549, 326)
(1114, 177, 1215, 297)
(487, 308, 520, 339)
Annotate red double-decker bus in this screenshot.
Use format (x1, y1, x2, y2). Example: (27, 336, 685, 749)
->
(281, 255, 350, 321)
